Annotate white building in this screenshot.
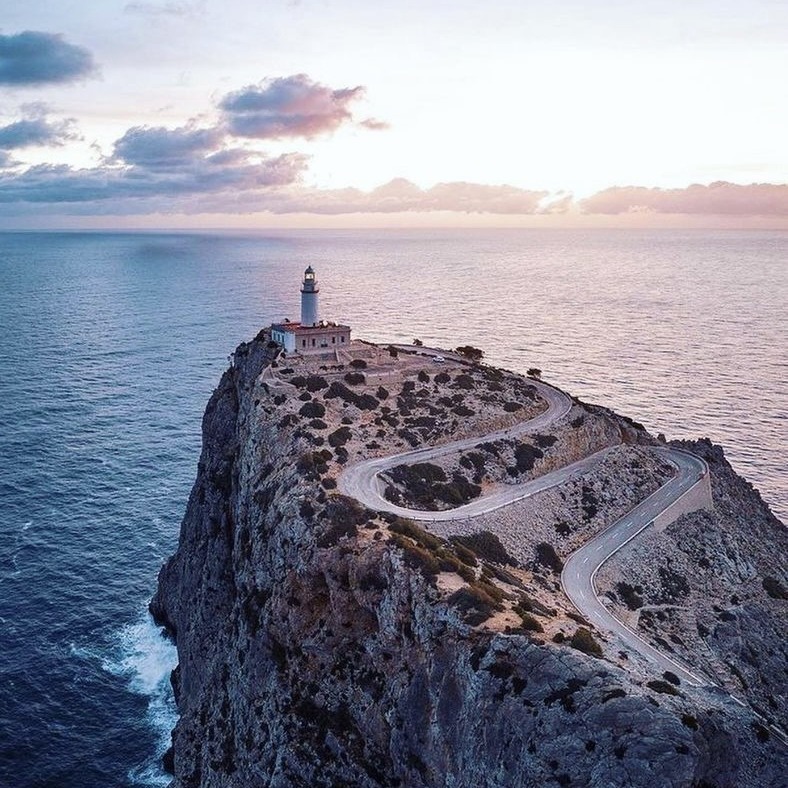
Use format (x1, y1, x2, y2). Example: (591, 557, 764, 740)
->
(270, 266, 351, 354)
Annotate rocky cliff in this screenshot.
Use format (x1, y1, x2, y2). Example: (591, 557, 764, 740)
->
(151, 333, 786, 787)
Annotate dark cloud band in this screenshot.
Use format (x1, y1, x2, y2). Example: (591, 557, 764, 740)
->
(0, 31, 96, 87)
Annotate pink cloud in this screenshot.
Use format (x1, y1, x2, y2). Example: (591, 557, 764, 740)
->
(581, 182, 788, 216)
(219, 74, 371, 140)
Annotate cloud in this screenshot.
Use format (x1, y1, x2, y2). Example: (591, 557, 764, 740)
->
(0, 152, 306, 212)
(0, 107, 77, 150)
(124, 2, 206, 16)
(581, 182, 788, 216)
(211, 178, 553, 216)
(0, 31, 96, 86)
(113, 125, 223, 167)
(219, 74, 368, 139)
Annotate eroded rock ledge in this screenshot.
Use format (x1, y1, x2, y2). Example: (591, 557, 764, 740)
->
(151, 334, 786, 787)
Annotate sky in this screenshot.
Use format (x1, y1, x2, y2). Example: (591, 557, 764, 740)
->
(1, 0, 788, 228)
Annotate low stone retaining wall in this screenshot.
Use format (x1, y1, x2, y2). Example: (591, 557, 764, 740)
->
(653, 472, 713, 532)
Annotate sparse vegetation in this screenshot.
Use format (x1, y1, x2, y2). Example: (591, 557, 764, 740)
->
(570, 627, 602, 657)
(451, 532, 517, 567)
(646, 679, 680, 696)
(616, 582, 644, 610)
(455, 345, 484, 362)
(534, 542, 563, 574)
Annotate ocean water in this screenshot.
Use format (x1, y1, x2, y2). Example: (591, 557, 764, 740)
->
(0, 229, 785, 786)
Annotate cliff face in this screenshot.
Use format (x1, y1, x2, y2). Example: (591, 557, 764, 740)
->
(151, 335, 785, 787)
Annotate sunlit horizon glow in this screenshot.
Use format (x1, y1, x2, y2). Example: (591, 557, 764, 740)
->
(1, 1, 788, 229)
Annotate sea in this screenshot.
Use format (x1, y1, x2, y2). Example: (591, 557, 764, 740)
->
(0, 229, 785, 786)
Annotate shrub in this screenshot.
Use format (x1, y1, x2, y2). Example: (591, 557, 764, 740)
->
(455, 345, 484, 362)
(503, 401, 522, 412)
(616, 582, 644, 610)
(309, 418, 327, 430)
(328, 426, 352, 447)
(447, 585, 501, 625)
(325, 381, 379, 410)
(435, 372, 450, 384)
(451, 532, 517, 566)
(350, 359, 367, 369)
(453, 543, 478, 567)
(390, 533, 441, 578)
(344, 371, 366, 385)
(454, 374, 475, 390)
(417, 370, 430, 383)
(663, 671, 681, 686)
(646, 679, 680, 696)
(452, 405, 475, 417)
(570, 627, 602, 657)
(534, 542, 563, 573)
(516, 610, 544, 632)
(376, 386, 389, 400)
(305, 375, 328, 392)
(388, 518, 443, 551)
(513, 442, 545, 474)
(299, 401, 326, 418)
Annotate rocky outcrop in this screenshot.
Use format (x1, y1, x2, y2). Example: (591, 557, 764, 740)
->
(152, 334, 786, 787)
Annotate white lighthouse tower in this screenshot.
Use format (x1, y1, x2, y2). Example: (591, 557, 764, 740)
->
(300, 265, 319, 327)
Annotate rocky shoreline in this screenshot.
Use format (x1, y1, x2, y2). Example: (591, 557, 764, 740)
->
(151, 332, 786, 786)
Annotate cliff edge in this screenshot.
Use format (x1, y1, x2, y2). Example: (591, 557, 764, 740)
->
(151, 333, 786, 787)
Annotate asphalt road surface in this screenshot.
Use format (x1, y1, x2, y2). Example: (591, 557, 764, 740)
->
(338, 376, 715, 688)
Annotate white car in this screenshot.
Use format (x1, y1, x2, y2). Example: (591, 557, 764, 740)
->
(433, 355, 445, 363)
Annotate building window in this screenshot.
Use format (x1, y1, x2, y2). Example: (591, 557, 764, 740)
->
(302, 339, 306, 347)
(332, 336, 336, 344)
(312, 338, 315, 346)
(341, 336, 345, 343)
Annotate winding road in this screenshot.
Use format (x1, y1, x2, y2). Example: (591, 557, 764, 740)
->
(338, 377, 712, 687)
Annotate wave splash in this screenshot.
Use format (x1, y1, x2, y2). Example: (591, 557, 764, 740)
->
(103, 611, 178, 787)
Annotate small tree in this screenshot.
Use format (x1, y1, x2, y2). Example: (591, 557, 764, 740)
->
(413, 338, 423, 346)
(527, 367, 542, 379)
(455, 345, 484, 362)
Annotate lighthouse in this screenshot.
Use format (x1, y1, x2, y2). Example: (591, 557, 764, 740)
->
(270, 265, 351, 354)
(300, 266, 319, 327)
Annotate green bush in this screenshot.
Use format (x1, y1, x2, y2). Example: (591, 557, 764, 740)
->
(516, 610, 544, 632)
(344, 371, 366, 385)
(388, 518, 443, 551)
(570, 627, 602, 657)
(350, 359, 367, 369)
(390, 533, 441, 578)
